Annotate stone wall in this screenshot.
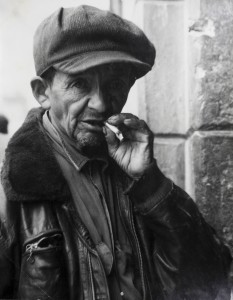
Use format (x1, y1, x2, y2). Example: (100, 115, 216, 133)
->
(123, 0, 233, 274)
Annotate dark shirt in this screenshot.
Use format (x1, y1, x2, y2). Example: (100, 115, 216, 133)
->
(43, 112, 142, 300)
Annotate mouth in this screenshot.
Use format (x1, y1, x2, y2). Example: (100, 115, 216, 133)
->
(80, 119, 105, 131)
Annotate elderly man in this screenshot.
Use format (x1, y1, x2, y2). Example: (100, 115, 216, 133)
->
(0, 5, 231, 300)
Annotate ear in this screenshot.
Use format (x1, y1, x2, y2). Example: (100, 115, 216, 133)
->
(30, 76, 51, 110)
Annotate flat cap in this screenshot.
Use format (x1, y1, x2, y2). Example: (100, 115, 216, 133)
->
(33, 5, 156, 78)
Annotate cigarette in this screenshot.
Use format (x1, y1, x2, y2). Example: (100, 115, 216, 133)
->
(104, 122, 123, 140)
(104, 122, 119, 134)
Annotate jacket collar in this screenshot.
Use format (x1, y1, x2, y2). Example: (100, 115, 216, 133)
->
(1, 107, 71, 202)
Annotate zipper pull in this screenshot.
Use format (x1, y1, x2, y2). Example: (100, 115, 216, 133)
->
(26, 242, 38, 263)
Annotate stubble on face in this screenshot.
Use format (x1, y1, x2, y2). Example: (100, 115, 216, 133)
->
(47, 64, 134, 156)
(75, 130, 107, 156)
(72, 110, 108, 156)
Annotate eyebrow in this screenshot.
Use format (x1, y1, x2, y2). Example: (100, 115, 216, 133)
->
(64, 71, 92, 86)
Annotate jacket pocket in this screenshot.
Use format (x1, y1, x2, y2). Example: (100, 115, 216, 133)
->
(18, 230, 68, 300)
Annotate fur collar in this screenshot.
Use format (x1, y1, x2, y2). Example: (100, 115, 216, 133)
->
(1, 107, 70, 202)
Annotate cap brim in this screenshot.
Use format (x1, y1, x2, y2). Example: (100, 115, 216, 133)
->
(52, 50, 151, 79)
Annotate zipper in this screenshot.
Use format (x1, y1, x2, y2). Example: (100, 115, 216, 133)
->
(26, 242, 38, 263)
(25, 233, 62, 263)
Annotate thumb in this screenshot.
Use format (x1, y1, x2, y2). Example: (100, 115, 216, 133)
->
(103, 126, 120, 155)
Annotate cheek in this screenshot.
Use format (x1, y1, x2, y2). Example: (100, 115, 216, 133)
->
(107, 87, 130, 114)
(111, 102, 125, 114)
(50, 90, 80, 120)
(68, 97, 89, 119)
(49, 98, 67, 120)
(110, 94, 127, 113)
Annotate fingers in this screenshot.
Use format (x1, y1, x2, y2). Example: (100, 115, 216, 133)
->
(106, 113, 153, 142)
(104, 122, 123, 140)
(103, 126, 120, 155)
(107, 113, 138, 128)
(123, 118, 149, 133)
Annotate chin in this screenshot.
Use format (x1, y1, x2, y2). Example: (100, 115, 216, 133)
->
(75, 131, 108, 156)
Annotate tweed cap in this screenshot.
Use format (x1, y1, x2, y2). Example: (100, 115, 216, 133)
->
(33, 5, 156, 78)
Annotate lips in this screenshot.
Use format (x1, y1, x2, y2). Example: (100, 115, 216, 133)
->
(80, 119, 105, 131)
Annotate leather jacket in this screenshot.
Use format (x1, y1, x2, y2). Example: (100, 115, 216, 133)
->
(0, 108, 231, 300)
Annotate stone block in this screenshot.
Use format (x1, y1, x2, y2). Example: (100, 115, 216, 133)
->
(189, 131, 233, 251)
(188, 0, 233, 130)
(154, 137, 185, 188)
(134, 1, 187, 134)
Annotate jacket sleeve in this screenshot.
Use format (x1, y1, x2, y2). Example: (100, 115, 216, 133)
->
(0, 180, 19, 299)
(127, 160, 232, 299)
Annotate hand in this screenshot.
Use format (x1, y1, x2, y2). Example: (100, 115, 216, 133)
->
(104, 113, 154, 179)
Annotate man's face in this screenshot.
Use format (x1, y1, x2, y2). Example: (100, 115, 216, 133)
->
(45, 64, 134, 154)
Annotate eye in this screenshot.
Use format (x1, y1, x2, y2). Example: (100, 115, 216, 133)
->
(72, 77, 90, 90)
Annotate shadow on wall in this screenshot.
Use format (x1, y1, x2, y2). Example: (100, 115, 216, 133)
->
(0, 114, 9, 134)
(0, 114, 10, 165)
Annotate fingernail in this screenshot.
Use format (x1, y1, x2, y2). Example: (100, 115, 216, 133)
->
(124, 119, 131, 123)
(108, 114, 117, 121)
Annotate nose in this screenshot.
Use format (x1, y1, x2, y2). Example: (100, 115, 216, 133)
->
(88, 85, 107, 113)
